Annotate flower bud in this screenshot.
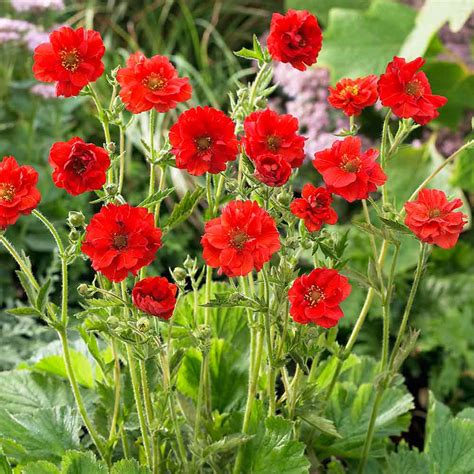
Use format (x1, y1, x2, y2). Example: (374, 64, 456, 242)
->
(172, 267, 187, 283)
(77, 283, 93, 297)
(68, 211, 85, 228)
(105, 183, 118, 196)
(137, 317, 150, 333)
(183, 255, 195, 271)
(68, 230, 81, 242)
(106, 142, 116, 154)
(277, 190, 292, 207)
(107, 316, 120, 328)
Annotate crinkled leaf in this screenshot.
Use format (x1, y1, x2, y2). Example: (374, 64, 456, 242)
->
(164, 186, 205, 231)
(318, 0, 416, 81)
(20, 461, 60, 474)
(110, 459, 151, 473)
(61, 450, 107, 474)
(386, 447, 431, 474)
(0, 407, 81, 462)
(138, 187, 175, 208)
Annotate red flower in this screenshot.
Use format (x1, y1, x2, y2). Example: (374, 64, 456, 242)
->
(0, 156, 41, 229)
(243, 109, 305, 168)
(254, 154, 292, 187)
(267, 9, 322, 71)
(290, 185, 337, 232)
(378, 56, 447, 125)
(404, 189, 466, 249)
(328, 75, 378, 116)
(132, 276, 177, 320)
(117, 52, 192, 114)
(288, 268, 351, 327)
(32, 26, 105, 97)
(313, 136, 386, 202)
(82, 204, 162, 282)
(49, 137, 110, 196)
(169, 106, 238, 176)
(201, 200, 280, 277)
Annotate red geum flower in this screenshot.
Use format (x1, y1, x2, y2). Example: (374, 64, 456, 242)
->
(313, 136, 386, 202)
(254, 153, 292, 187)
(201, 200, 280, 278)
(49, 137, 110, 196)
(290, 185, 338, 232)
(32, 26, 105, 97)
(0, 156, 41, 229)
(378, 56, 447, 125)
(132, 276, 177, 320)
(169, 106, 238, 176)
(328, 75, 378, 116)
(117, 52, 192, 114)
(243, 108, 305, 168)
(288, 268, 351, 327)
(404, 189, 466, 249)
(82, 204, 162, 282)
(267, 9, 322, 71)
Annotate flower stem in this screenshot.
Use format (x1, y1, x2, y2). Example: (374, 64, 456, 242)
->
(108, 339, 122, 444)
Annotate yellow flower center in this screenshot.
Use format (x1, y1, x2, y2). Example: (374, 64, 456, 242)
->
(145, 74, 167, 91)
(60, 49, 81, 72)
(0, 183, 15, 202)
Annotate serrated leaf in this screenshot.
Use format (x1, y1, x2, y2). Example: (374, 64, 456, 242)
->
(138, 187, 175, 208)
(243, 416, 310, 474)
(164, 186, 205, 231)
(201, 292, 261, 310)
(387, 447, 431, 474)
(61, 450, 107, 474)
(0, 407, 81, 463)
(15, 270, 38, 306)
(300, 414, 341, 438)
(20, 460, 60, 474)
(379, 217, 412, 234)
(33, 351, 95, 388)
(110, 459, 151, 473)
(203, 434, 253, 458)
(318, 0, 416, 81)
(36, 278, 52, 313)
(6, 307, 43, 318)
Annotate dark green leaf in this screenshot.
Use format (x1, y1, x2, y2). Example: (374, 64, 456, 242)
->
(164, 186, 205, 231)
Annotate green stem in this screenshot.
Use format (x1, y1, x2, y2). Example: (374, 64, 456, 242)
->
(148, 109, 157, 197)
(389, 243, 428, 369)
(404, 140, 474, 210)
(58, 329, 107, 460)
(108, 339, 121, 444)
(118, 123, 126, 194)
(126, 345, 152, 467)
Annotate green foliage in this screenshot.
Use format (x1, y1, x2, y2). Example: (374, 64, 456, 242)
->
(164, 186, 206, 232)
(388, 392, 474, 473)
(242, 416, 310, 474)
(317, 0, 416, 82)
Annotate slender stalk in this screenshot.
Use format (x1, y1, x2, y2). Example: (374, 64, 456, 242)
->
(140, 359, 159, 473)
(0, 235, 40, 291)
(118, 123, 126, 194)
(108, 339, 122, 443)
(389, 243, 428, 368)
(358, 242, 428, 473)
(404, 140, 474, 210)
(58, 329, 107, 459)
(148, 109, 157, 197)
(126, 345, 152, 467)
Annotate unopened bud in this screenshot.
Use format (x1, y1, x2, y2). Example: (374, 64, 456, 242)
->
(106, 142, 116, 154)
(107, 316, 120, 328)
(137, 317, 150, 333)
(105, 183, 118, 196)
(277, 191, 292, 207)
(183, 255, 195, 271)
(69, 230, 81, 242)
(172, 267, 187, 283)
(68, 211, 85, 228)
(77, 283, 92, 297)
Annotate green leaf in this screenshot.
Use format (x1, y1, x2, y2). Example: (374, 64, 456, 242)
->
(36, 278, 52, 313)
(201, 292, 262, 310)
(110, 459, 151, 473)
(5, 307, 43, 318)
(423, 62, 474, 128)
(32, 351, 95, 388)
(15, 270, 38, 306)
(138, 187, 175, 208)
(285, 0, 372, 24)
(400, 0, 473, 58)
(203, 434, 253, 458)
(0, 448, 12, 474)
(243, 417, 310, 474)
(386, 447, 431, 474)
(451, 145, 474, 192)
(0, 371, 74, 414)
(164, 186, 205, 231)
(20, 461, 60, 474)
(317, 0, 416, 81)
(300, 414, 342, 438)
(425, 391, 452, 449)
(428, 419, 474, 473)
(61, 450, 107, 474)
(0, 407, 81, 463)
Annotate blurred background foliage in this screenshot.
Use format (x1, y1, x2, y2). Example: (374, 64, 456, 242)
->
(0, 0, 473, 443)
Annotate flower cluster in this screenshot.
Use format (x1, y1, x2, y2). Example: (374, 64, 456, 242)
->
(0, 8, 461, 334)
